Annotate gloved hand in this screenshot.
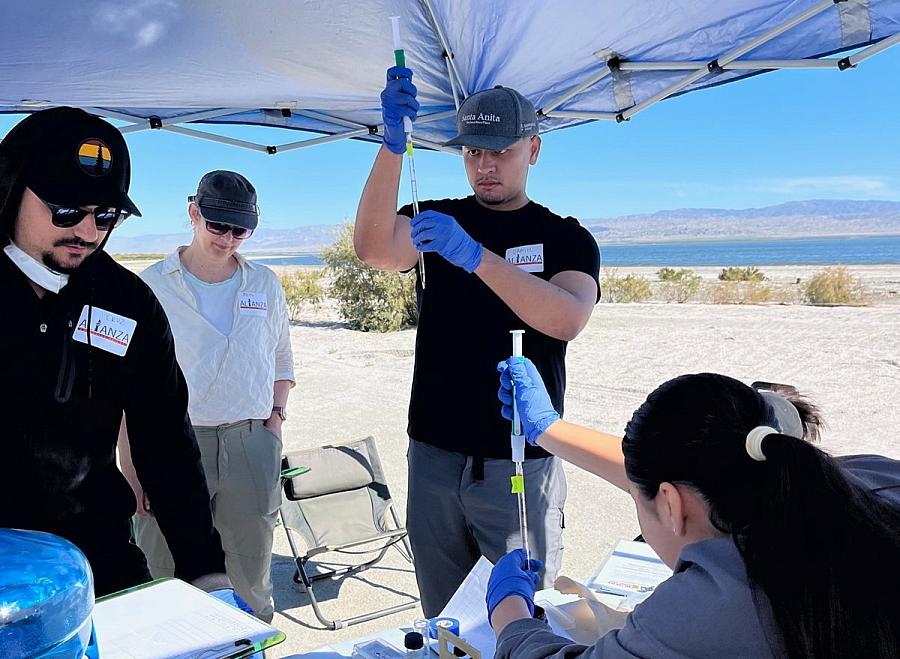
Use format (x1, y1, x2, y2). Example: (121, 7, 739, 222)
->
(381, 66, 420, 155)
(209, 588, 255, 616)
(486, 549, 544, 623)
(410, 210, 483, 272)
(498, 357, 561, 445)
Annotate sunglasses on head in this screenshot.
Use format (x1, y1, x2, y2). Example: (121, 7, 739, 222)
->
(40, 198, 130, 231)
(204, 219, 253, 240)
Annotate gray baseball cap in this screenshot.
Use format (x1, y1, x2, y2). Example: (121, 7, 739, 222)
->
(189, 170, 259, 230)
(444, 86, 539, 150)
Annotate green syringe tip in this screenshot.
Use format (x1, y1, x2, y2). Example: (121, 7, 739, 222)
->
(394, 49, 406, 67)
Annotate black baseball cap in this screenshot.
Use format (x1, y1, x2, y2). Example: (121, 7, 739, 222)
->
(0, 106, 141, 217)
(190, 170, 259, 230)
(444, 86, 540, 150)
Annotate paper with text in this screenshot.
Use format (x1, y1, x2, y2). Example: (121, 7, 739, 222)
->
(92, 579, 280, 658)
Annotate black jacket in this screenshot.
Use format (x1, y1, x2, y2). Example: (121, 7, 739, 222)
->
(0, 249, 225, 583)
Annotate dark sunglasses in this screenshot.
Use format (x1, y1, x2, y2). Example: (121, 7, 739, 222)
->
(41, 198, 130, 231)
(204, 220, 253, 240)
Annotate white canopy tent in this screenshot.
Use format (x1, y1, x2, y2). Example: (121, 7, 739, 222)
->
(1, 0, 898, 154)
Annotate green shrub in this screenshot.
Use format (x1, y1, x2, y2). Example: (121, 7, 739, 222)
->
(711, 281, 775, 305)
(658, 268, 702, 303)
(656, 267, 678, 282)
(718, 266, 765, 282)
(279, 270, 324, 320)
(802, 266, 869, 305)
(322, 223, 418, 331)
(603, 269, 652, 303)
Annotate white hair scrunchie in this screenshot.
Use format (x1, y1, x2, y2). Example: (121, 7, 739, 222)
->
(746, 425, 779, 461)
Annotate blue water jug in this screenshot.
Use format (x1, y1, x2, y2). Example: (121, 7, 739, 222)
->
(0, 529, 97, 657)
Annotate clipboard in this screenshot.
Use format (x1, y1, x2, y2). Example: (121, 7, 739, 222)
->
(93, 578, 285, 658)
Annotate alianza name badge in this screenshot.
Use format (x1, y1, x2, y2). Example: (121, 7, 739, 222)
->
(240, 291, 268, 317)
(72, 305, 137, 357)
(505, 244, 545, 273)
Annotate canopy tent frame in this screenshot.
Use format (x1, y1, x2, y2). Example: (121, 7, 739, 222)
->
(4, 0, 897, 155)
(541, 0, 900, 123)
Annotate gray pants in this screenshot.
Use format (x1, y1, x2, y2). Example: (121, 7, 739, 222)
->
(407, 439, 566, 617)
(133, 419, 282, 622)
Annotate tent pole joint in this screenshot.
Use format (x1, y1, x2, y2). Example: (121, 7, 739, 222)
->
(149, 116, 162, 130)
(367, 125, 379, 135)
(707, 58, 722, 74)
(615, 113, 628, 123)
(266, 145, 277, 155)
(837, 56, 855, 70)
(607, 56, 621, 72)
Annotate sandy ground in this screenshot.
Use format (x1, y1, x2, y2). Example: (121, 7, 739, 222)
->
(264, 292, 900, 657)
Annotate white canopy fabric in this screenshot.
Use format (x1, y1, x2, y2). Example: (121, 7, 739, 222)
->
(1, 0, 898, 153)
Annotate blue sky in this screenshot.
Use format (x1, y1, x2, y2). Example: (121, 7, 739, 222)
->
(2, 47, 898, 237)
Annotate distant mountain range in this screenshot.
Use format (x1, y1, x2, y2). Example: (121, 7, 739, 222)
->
(106, 199, 900, 254)
(583, 200, 900, 243)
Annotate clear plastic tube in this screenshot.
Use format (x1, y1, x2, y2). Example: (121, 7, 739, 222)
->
(390, 16, 426, 288)
(510, 329, 530, 564)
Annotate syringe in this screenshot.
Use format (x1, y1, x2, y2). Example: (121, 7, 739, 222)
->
(390, 16, 426, 289)
(510, 329, 530, 565)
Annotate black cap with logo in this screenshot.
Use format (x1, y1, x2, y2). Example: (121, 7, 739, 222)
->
(0, 106, 141, 217)
(444, 86, 540, 151)
(191, 170, 259, 230)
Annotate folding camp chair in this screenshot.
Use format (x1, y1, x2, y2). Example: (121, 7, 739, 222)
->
(279, 436, 417, 630)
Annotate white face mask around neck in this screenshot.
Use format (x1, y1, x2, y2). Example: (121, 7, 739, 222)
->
(3, 242, 70, 293)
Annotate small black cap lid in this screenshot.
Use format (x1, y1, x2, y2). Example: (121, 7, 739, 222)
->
(404, 632, 424, 650)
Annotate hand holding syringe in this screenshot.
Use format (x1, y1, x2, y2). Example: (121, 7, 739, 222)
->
(389, 16, 427, 289)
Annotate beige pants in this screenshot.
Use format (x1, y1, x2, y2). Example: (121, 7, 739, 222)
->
(134, 419, 282, 622)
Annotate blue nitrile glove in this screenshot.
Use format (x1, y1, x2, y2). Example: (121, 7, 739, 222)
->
(381, 66, 420, 155)
(497, 357, 561, 445)
(210, 588, 255, 616)
(486, 549, 544, 623)
(410, 210, 483, 272)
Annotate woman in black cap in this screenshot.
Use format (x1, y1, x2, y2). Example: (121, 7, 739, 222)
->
(119, 170, 294, 622)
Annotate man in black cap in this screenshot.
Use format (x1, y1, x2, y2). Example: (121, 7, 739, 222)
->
(119, 170, 295, 621)
(355, 71, 601, 615)
(0, 107, 241, 604)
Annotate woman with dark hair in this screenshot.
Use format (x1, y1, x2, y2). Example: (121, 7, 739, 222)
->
(487, 358, 900, 658)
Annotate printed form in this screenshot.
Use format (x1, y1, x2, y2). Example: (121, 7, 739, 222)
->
(92, 579, 280, 658)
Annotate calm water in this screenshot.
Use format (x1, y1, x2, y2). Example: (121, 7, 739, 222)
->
(249, 234, 900, 268)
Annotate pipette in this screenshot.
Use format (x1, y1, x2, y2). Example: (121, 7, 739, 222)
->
(510, 329, 531, 565)
(390, 16, 426, 289)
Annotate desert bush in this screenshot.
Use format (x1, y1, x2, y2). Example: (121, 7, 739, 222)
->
(656, 267, 678, 282)
(279, 270, 324, 320)
(658, 268, 702, 303)
(322, 223, 418, 331)
(802, 266, 869, 305)
(711, 281, 775, 305)
(718, 266, 766, 282)
(603, 269, 652, 303)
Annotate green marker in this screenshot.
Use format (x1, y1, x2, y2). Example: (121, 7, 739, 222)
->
(390, 15, 426, 288)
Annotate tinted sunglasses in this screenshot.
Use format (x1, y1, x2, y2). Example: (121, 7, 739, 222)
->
(204, 219, 253, 240)
(41, 198, 130, 231)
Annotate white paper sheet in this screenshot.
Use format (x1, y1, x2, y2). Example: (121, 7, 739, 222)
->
(437, 556, 496, 659)
(586, 540, 672, 599)
(93, 579, 279, 659)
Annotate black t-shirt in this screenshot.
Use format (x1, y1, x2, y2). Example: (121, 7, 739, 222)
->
(399, 196, 600, 459)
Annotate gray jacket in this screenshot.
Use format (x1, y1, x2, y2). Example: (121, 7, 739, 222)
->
(496, 454, 900, 659)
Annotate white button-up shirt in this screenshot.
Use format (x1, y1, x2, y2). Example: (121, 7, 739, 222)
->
(141, 248, 295, 426)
